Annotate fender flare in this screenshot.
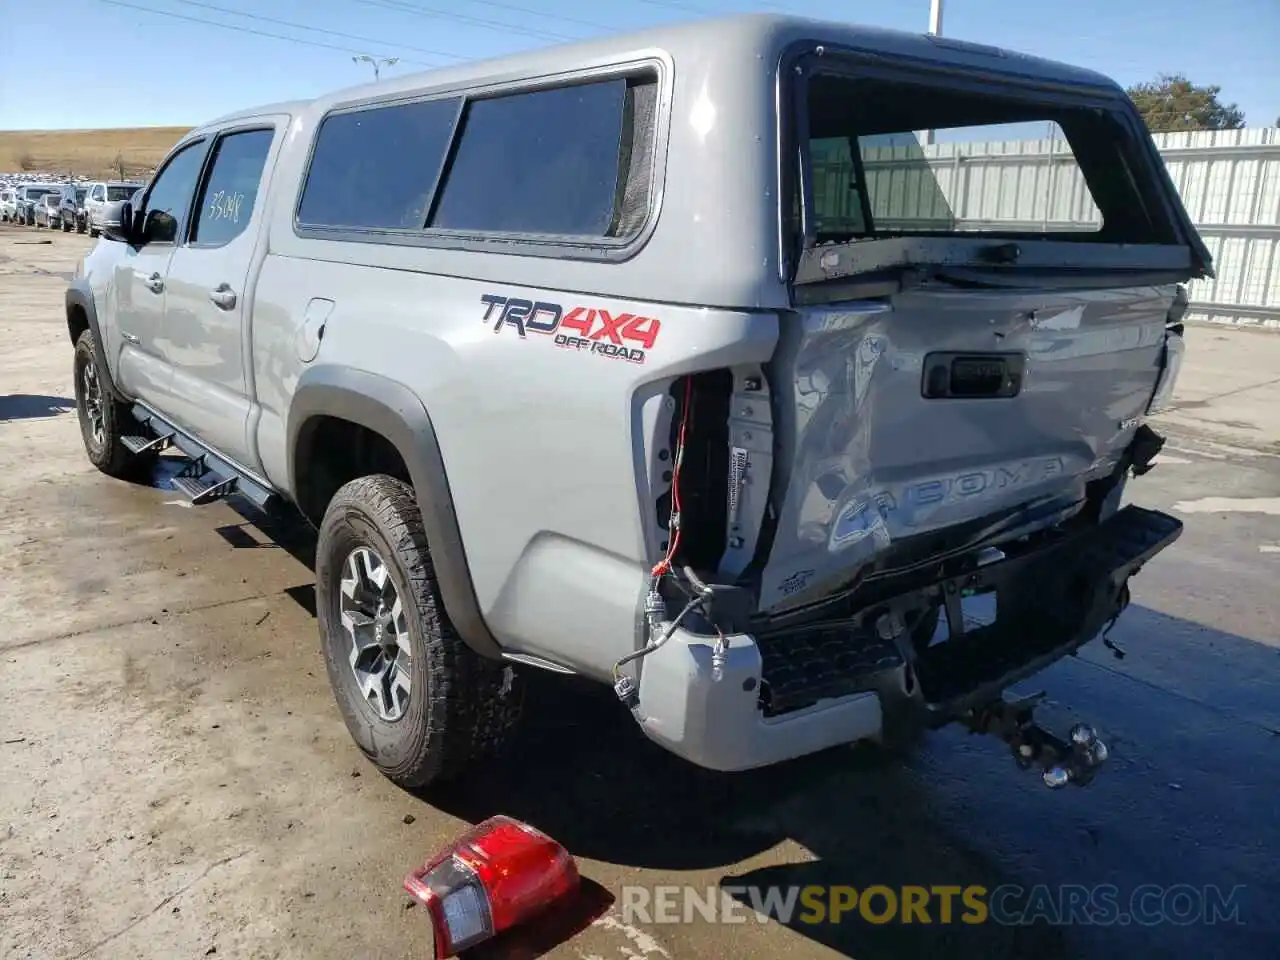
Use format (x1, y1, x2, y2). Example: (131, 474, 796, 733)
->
(287, 366, 503, 660)
(65, 280, 128, 402)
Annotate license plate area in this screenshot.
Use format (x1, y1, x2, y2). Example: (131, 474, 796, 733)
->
(923, 352, 1025, 399)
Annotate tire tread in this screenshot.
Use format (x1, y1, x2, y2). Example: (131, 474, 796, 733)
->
(320, 475, 522, 788)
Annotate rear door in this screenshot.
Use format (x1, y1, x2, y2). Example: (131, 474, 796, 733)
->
(158, 124, 279, 470)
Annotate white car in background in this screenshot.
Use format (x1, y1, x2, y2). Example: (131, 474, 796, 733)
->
(83, 180, 144, 237)
(0, 187, 19, 222)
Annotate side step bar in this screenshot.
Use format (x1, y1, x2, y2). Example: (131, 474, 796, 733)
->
(121, 432, 174, 455)
(127, 405, 275, 510)
(171, 473, 238, 506)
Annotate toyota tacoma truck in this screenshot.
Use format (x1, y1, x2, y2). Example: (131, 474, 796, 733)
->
(66, 14, 1204, 790)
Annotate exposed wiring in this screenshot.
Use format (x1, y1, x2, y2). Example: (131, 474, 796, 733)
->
(612, 593, 705, 684)
(651, 375, 693, 578)
(611, 375, 701, 697)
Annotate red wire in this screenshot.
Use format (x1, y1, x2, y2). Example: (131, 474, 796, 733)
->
(652, 375, 692, 577)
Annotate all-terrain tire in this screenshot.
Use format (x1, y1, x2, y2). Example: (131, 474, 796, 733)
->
(316, 474, 523, 789)
(72, 329, 137, 478)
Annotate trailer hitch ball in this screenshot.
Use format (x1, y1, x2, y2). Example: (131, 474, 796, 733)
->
(1042, 724, 1109, 789)
(1071, 723, 1107, 760)
(1043, 766, 1072, 789)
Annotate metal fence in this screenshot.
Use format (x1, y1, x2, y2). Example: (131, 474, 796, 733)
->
(812, 127, 1280, 329)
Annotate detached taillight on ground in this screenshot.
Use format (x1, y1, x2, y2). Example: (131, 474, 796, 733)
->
(404, 815, 580, 958)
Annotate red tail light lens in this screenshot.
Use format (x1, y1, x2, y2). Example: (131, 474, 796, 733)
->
(404, 815, 580, 958)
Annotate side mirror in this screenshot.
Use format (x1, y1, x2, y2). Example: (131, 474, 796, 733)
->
(102, 201, 134, 244)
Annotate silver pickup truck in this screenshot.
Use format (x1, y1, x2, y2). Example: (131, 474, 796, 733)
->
(67, 14, 1205, 791)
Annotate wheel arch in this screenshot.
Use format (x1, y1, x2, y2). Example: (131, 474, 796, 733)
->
(66, 281, 127, 402)
(287, 366, 503, 660)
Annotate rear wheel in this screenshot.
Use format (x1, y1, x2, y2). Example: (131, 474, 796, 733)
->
(72, 329, 135, 478)
(316, 475, 523, 789)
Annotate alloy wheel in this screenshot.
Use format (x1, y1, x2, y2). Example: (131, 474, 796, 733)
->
(339, 546, 412, 722)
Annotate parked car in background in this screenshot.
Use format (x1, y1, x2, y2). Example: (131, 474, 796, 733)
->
(58, 184, 89, 232)
(33, 193, 64, 229)
(0, 188, 18, 222)
(14, 184, 61, 226)
(84, 180, 143, 236)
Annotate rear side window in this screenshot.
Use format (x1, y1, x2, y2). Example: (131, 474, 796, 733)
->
(191, 128, 274, 246)
(296, 73, 656, 245)
(430, 80, 626, 237)
(297, 97, 461, 230)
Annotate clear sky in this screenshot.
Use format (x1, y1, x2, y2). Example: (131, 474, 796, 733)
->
(0, 0, 1275, 130)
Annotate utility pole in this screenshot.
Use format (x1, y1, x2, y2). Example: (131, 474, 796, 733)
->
(352, 54, 399, 81)
(922, 0, 944, 146)
(929, 0, 943, 38)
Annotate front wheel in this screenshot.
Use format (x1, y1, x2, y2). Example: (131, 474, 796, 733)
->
(316, 475, 523, 789)
(72, 329, 136, 478)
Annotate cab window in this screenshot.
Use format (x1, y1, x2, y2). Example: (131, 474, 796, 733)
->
(190, 129, 274, 246)
(139, 141, 207, 244)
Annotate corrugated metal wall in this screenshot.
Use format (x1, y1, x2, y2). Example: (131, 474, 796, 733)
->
(813, 128, 1280, 328)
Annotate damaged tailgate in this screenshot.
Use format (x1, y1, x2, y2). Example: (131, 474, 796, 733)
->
(756, 47, 1207, 613)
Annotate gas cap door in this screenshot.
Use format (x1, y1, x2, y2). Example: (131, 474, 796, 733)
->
(296, 297, 334, 363)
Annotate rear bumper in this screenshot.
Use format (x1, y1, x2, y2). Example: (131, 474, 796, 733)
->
(632, 505, 1181, 772)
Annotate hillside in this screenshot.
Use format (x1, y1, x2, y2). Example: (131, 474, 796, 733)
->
(0, 126, 191, 179)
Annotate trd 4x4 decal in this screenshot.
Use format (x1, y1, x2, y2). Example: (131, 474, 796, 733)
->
(479, 294, 661, 364)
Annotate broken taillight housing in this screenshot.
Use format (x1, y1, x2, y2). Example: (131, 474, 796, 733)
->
(403, 815, 580, 958)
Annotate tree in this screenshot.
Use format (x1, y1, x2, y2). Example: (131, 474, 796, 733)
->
(1126, 74, 1245, 132)
(112, 152, 127, 180)
(17, 152, 36, 171)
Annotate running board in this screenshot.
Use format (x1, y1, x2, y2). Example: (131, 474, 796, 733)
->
(171, 473, 238, 505)
(121, 432, 173, 455)
(127, 405, 276, 510)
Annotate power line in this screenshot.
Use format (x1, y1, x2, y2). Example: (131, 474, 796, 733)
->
(630, 0, 723, 13)
(460, 0, 612, 33)
(353, 0, 580, 44)
(98, 0, 432, 64)
(162, 0, 466, 61)
(631, 0, 786, 14)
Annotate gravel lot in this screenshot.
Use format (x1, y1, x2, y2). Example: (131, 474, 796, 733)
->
(2, 225, 1278, 960)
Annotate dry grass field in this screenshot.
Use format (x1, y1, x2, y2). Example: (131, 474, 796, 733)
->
(0, 126, 190, 178)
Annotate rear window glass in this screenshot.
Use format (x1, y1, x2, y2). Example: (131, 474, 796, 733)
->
(429, 79, 627, 237)
(803, 74, 1164, 245)
(297, 97, 461, 230)
(106, 185, 137, 201)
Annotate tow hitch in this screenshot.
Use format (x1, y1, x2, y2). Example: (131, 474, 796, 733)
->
(963, 692, 1110, 789)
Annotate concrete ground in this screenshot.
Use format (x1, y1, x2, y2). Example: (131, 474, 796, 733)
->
(1, 226, 1278, 960)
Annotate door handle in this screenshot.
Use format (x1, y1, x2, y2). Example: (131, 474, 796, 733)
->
(121, 331, 140, 344)
(140, 272, 164, 294)
(208, 284, 237, 310)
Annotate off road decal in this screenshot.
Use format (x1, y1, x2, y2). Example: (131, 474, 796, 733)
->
(479, 294, 661, 364)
